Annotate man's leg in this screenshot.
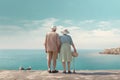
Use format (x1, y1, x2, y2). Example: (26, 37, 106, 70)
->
(53, 52, 57, 70)
(47, 52, 52, 71)
(52, 52, 58, 73)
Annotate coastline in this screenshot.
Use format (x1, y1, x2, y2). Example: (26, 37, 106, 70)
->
(0, 70, 120, 80)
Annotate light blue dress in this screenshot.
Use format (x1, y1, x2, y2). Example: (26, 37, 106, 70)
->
(59, 34, 73, 62)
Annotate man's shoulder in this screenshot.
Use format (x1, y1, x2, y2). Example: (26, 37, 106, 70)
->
(56, 33, 59, 36)
(47, 32, 59, 36)
(46, 32, 53, 35)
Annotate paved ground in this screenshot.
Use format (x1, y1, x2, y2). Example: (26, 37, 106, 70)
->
(0, 70, 120, 80)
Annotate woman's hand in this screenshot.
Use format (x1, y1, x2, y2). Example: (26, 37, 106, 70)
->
(74, 48, 77, 53)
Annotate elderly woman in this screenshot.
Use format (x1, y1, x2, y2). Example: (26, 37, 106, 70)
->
(59, 29, 77, 73)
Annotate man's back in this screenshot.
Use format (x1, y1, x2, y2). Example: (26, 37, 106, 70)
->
(46, 32, 60, 52)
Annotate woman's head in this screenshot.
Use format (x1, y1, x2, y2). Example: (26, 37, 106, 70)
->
(61, 29, 69, 34)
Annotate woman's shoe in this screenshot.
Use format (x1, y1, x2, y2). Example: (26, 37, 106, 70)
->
(26, 66, 32, 70)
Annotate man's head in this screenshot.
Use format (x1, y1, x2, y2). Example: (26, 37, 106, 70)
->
(51, 26, 57, 31)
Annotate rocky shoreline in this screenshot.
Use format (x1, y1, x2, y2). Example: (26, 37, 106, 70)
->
(100, 47, 120, 55)
(0, 70, 120, 80)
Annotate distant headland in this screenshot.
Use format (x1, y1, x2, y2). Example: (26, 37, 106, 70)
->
(100, 47, 120, 55)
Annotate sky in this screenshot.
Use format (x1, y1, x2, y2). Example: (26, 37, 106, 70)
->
(0, 0, 120, 49)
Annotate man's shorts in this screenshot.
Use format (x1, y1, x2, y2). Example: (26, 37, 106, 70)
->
(47, 51, 58, 60)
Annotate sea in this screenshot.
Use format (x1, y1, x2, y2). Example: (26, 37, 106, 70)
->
(0, 49, 120, 70)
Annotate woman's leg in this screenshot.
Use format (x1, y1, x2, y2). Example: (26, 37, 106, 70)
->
(67, 61, 71, 73)
(62, 62, 66, 72)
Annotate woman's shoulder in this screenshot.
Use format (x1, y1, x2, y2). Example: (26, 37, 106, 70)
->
(60, 35, 71, 39)
(66, 34, 71, 38)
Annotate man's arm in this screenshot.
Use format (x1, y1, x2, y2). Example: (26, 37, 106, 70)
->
(56, 34, 61, 53)
(44, 35, 47, 53)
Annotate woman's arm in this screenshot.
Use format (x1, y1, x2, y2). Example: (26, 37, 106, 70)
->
(72, 43, 76, 52)
(69, 35, 76, 52)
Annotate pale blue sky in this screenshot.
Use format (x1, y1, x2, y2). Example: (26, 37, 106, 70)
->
(0, 0, 120, 49)
(0, 0, 120, 20)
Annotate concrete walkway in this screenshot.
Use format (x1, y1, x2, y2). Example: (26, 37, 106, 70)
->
(0, 70, 120, 80)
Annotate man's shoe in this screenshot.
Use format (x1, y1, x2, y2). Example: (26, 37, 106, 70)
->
(51, 70, 59, 73)
(19, 66, 24, 70)
(62, 71, 66, 74)
(48, 70, 51, 73)
(68, 71, 72, 74)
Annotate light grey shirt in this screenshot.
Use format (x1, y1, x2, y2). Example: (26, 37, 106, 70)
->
(60, 34, 73, 45)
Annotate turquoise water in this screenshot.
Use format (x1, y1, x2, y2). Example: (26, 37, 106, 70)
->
(0, 49, 120, 70)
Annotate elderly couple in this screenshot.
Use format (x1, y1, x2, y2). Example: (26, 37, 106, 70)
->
(44, 26, 77, 73)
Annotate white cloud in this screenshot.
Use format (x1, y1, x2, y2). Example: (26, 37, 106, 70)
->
(40, 18, 58, 27)
(0, 25, 22, 31)
(63, 20, 73, 25)
(70, 28, 120, 49)
(0, 18, 120, 49)
(0, 18, 59, 49)
(98, 21, 111, 30)
(80, 20, 95, 24)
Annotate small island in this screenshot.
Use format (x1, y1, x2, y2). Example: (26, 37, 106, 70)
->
(100, 47, 120, 55)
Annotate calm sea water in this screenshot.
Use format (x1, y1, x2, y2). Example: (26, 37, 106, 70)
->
(0, 49, 120, 70)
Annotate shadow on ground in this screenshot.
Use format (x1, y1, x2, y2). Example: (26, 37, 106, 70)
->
(71, 72, 119, 75)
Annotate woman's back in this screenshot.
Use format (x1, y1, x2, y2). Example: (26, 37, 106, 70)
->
(60, 34, 73, 45)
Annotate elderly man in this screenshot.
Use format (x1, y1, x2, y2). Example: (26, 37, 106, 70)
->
(44, 26, 60, 73)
